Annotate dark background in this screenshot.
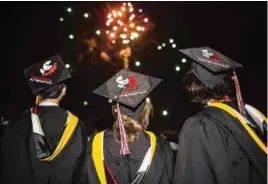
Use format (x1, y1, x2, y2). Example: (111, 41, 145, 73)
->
(0, 2, 267, 133)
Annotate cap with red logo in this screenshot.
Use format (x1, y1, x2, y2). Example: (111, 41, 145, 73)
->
(180, 47, 247, 115)
(93, 69, 162, 120)
(24, 55, 71, 94)
(179, 47, 243, 88)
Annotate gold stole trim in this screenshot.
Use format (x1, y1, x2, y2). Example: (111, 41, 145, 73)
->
(92, 131, 157, 184)
(41, 112, 79, 161)
(208, 103, 267, 154)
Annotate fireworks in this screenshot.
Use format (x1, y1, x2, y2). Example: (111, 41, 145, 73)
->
(102, 2, 151, 46)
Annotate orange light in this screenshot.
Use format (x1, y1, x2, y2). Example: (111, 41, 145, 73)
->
(121, 7, 126, 12)
(117, 11, 123, 16)
(130, 23, 135, 28)
(112, 11, 117, 17)
(124, 27, 128, 32)
(113, 26, 118, 31)
(110, 33, 115, 38)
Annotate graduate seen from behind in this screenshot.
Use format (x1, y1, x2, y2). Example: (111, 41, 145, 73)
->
(74, 69, 174, 184)
(0, 55, 88, 184)
(173, 47, 267, 184)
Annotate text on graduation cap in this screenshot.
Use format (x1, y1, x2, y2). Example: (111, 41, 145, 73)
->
(199, 49, 230, 68)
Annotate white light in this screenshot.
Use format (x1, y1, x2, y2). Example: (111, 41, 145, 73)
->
(84, 13, 89, 18)
(162, 43, 166, 47)
(175, 66, 180, 71)
(67, 7, 72, 13)
(123, 2, 127, 6)
(96, 30, 101, 35)
(120, 34, 127, 39)
(108, 98, 113, 103)
(172, 43, 176, 48)
(128, 2, 132, 6)
(113, 26, 118, 31)
(65, 64, 70, 68)
(162, 110, 168, 116)
(146, 97, 150, 103)
(144, 18, 148, 23)
(169, 39, 174, 43)
(112, 40, 116, 44)
(157, 46, 162, 50)
(123, 39, 130, 44)
(139, 9, 143, 13)
(106, 30, 110, 34)
(69, 34, 74, 39)
(135, 61, 141, 67)
(131, 32, 138, 38)
(182, 58, 187, 63)
(59, 17, 64, 22)
(129, 7, 134, 12)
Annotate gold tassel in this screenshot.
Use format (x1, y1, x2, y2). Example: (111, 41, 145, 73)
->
(35, 95, 40, 106)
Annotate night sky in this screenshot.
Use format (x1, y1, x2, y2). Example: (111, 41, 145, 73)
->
(0, 2, 267, 133)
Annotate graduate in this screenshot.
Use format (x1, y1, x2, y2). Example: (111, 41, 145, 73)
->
(173, 47, 267, 184)
(74, 69, 174, 184)
(0, 55, 88, 184)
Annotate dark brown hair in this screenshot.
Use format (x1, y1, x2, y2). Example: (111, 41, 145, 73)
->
(183, 69, 236, 105)
(39, 83, 66, 100)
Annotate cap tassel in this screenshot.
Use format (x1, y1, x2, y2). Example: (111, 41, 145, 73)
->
(232, 71, 246, 116)
(117, 103, 130, 155)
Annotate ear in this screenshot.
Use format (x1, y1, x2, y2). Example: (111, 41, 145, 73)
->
(62, 86, 67, 95)
(58, 86, 67, 101)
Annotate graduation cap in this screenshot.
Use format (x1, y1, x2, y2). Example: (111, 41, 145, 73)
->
(24, 55, 71, 95)
(179, 47, 243, 88)
(93, 69, 162, 155)
(179, 47, 246, 115)
(93, 69, 162, 119)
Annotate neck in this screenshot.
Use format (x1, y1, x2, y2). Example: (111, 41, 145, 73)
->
(43, 98, 60, 105)
(208, 96, 231, 104)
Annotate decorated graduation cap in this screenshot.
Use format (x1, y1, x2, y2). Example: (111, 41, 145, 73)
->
(179, 46, 246, 115)
(93, 69, 162, 155)
(24, 55, 71, 95)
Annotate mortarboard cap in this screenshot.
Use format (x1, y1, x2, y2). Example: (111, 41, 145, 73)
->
(179, 47, 243, 88)
(24, 55, 71, 94)
(93, 69, 161, 120)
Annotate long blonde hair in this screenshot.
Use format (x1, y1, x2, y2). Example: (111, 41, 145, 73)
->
(112, 101, 153, 143)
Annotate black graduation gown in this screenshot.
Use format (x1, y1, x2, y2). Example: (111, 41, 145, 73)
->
(73, 130, 174, 184)
(173, 102, 267, 184)
(0, 106, 88, 184)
